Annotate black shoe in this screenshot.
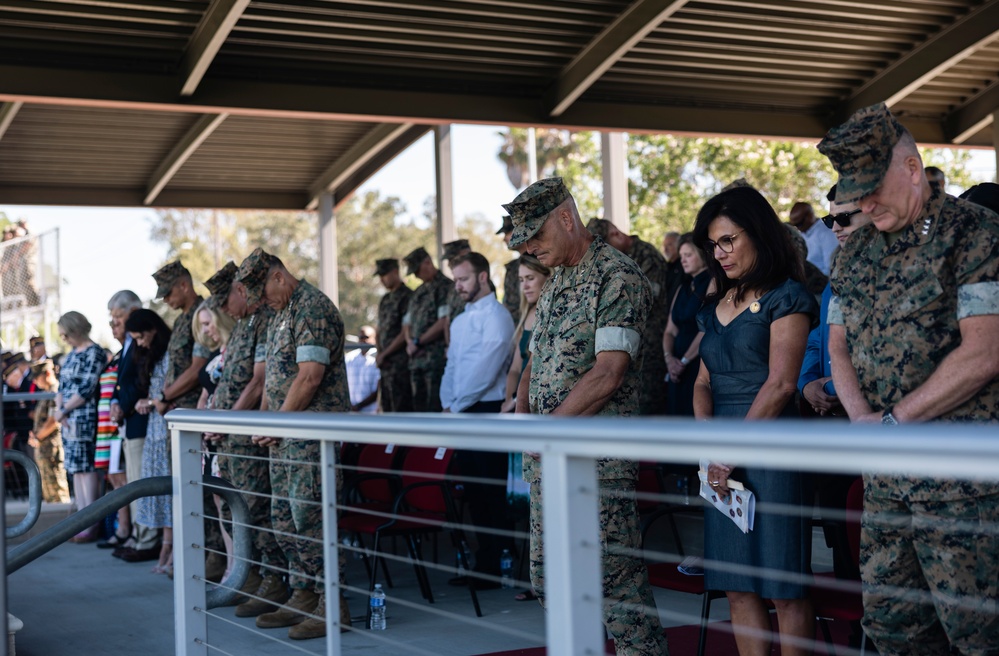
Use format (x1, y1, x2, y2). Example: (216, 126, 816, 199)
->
(121, 546, 160, 563)
(98, 533, 131, 550)
(112, 547, 135, 560)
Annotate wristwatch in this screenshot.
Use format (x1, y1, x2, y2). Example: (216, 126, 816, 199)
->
(881, 406, 898, 425)
(413, 337, 420, 347)
(680, 356, 690, 366)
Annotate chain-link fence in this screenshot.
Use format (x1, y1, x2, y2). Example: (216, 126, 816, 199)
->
(0, 228, 60, 351)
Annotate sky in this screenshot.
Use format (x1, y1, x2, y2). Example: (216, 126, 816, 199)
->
(1, 124, 996, 347)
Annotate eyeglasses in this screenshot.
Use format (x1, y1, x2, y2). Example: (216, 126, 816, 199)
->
(704, 230, 744, 256)
(821, 208, 862, 229)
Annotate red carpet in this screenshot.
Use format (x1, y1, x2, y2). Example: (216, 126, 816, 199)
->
(477, 616, 857, 655)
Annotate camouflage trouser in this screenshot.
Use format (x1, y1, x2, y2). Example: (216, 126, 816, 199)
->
(217, 434, 287, 576)
(861, 492, 999, 656)
(410, 364, 444, 413)
(380, 365, 413, 412)
(35, 437, 70, 503)
(270, 438, 344, 593)
(529, 479, 669, 656)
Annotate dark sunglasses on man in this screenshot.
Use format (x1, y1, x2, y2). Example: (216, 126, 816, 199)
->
(821, 208, 862, 230)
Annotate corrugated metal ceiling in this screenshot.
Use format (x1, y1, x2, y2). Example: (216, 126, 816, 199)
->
(0, 0, 995, 209)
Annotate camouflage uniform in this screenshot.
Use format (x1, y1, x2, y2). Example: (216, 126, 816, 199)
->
(624, 237, 670, 415)
(823, 103, 999, 656)
(406, 269, 452, 413)
(376, 283, 413, 412)
(166, 298, 211, 408)
(211, 292, 284, 576)
(507, 180, 666, 656)
(32, 395, 70, 503)
(503, 257, 521, 323)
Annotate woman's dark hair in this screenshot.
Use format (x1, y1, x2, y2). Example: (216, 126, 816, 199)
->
(692, 186, 803, 304)
(124, 309, 171, 390)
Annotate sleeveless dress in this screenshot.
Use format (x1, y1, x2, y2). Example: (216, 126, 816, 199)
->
(136, 354, 171, 529)
(667, 270, 712, 416)
(696, 278, 818, 598)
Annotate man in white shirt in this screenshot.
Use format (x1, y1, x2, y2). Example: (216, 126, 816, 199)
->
(789, 201, 839, 276)
(345, 326, 380, 413)
(440, 252, 516, 590)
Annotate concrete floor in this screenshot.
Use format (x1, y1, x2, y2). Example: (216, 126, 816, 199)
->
(7, 500, 835, 655)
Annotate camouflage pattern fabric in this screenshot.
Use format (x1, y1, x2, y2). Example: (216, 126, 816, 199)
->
(625, 237, 670, 415)
(523, 237, 651, 484)
(860, 491, 999, 655)
(32, 397, 70, 503)
(411, 363, 445, 413)
(503, 257, 521, 323)
(407, 270, 451, 371)
(504, 177, 571, 248)
(818, 102, 905, 204)
(447, 286, 466, 322)
(264, 280, 349, 592)
(152, 260, 189, 298)
(167, 296, 211, 408)
(377, 284, 413, 411)
(529, 480, 668, 656)
(830, 189, 999, 500)
(213, 305, 285, 576)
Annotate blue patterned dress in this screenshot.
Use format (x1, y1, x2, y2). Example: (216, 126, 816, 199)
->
(136, 354, 171, 529)
(58, 343, 106, 474)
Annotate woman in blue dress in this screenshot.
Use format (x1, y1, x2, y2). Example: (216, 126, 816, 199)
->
(692, 186, 819, 656)
(124, 309, 174, 574)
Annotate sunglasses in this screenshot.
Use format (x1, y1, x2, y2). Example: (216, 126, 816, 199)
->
(821, 208, 862, 229)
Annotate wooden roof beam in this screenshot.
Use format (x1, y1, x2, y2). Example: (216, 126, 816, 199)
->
(546, 0, 689, 117)
(180, 0, 251, 96)
(0, 102, 23, 142)
(845, 0, 999, 115)
(307, 122, 419, 209)
(144, 113, 228, 206)
(946, 82, 999, 144)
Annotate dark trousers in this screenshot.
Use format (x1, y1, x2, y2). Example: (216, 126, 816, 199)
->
(458, 400, 514, 575)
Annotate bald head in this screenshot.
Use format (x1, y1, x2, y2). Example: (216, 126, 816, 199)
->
(788, 202, 816, 232)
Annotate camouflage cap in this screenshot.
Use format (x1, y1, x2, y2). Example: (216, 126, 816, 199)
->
(152, 260, 190, 298)
(204, 261, 238, 308)
(442, 239, 471, 262)
(30, 358, 54, 378)
(373, 258, 399, 277)
(495, 215, 514, 235)
(502, 177, 572, 248)
(234, 248, 276, 307)
(585, 218, 612, 239)
(720, 178, 754, 193)
(818, 102, 905, 203)
(28, 335, 44, 348)
(402, 247, 431, 276)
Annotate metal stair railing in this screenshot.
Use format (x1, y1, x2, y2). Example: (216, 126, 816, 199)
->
(3, 450, 41, 539)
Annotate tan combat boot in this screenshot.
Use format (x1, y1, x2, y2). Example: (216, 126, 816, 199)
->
(235, 574, 290, 618)
(288, 591, 352, 640)
(204, 551, 226, 583)
(218, 566, 263, 607)
(256, 589, 319, 629)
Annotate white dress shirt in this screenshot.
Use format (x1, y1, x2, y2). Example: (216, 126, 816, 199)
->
(440, 292, 515, 412)
(345, 346, 380, 414)
(802, 220, 839, 276)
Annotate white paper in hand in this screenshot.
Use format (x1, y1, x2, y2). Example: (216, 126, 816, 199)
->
(698, 469, 755, 533)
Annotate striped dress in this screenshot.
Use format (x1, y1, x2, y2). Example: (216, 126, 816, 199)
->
(95, 352, 121, 470)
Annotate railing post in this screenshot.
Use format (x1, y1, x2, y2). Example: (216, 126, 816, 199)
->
(172, 427, 208, 656)
(321, 439, 343, 655)
(541, 453, 604, 656)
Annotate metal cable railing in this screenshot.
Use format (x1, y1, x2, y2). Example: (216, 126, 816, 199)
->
(165, 409, 999, 656)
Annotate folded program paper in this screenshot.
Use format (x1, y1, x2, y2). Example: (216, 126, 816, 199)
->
(698, 469, 755, 534)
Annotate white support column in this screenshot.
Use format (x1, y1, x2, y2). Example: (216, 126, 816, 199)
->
(527, 127, 539, 184)
(601, 132, 629, 234)
(321, 440, 344, 655)
(541, 453, 604, 656)
(172, 428, 208, 656)
(318, 192, 339, 306)
(993, 111, 999, 183)
(435, 125, 456, 263)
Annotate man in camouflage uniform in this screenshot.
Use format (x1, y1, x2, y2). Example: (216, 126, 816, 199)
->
(201, 261, 289, 617)
(660, 231, 684, 314)
(374, 258, 413, 412)
(508, 178, 667, 656)
(821, 103, 999, 656)
(497, 215, 522, 323)
(239, 248, 352, 640)
(587, 218, 670, 415)
(402, 246, 451, 412)
(442, 238, 471, 345)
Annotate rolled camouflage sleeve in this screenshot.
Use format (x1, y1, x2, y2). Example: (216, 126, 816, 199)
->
(595, 268, 650, 360)
(826, 295, 844, 325)
(294, 314, 336, 365)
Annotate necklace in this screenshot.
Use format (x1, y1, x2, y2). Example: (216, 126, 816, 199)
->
(725, 290, 736, 304)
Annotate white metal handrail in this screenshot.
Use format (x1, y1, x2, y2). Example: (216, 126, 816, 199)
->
(168, 409, 999, 656)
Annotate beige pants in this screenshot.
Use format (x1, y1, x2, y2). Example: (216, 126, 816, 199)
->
(123, 437, 159, 550)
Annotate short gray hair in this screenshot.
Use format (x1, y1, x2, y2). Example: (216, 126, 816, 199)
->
(107, 290, 142, 313)
(58, 311, 92, 340)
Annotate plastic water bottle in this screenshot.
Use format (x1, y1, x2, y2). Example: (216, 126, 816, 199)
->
(677, 474, 689, 505)
(369, 584, 386, 630)
(500, 549, 514, 589)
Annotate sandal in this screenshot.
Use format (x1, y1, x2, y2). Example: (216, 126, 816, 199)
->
(514, 589, 539, 602)
(98, 532, 132, 550)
